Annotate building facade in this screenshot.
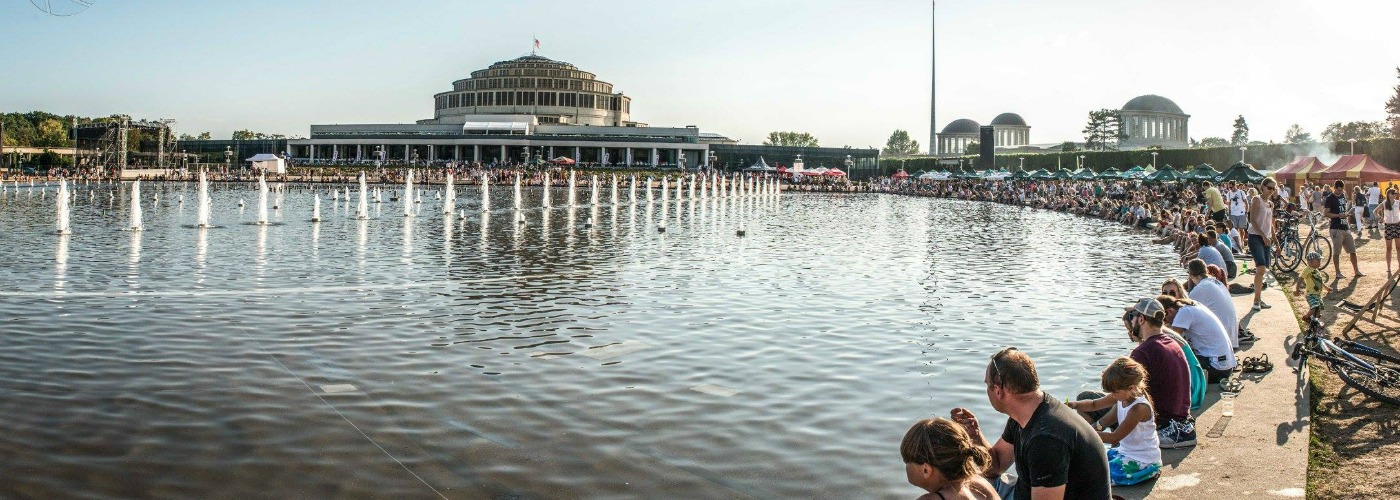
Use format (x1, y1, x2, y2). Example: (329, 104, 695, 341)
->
(1119, 94, 1189, 150)
(989, 113, 1030, 148)
(936, 113, 1030, 155)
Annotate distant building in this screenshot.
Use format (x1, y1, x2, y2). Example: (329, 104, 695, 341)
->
(422, 55, 640, 127)
(936, 113, 1030, 155)
(1118, 94, 1189, 150)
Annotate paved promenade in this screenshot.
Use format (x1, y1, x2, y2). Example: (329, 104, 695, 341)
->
(1116, 272, 1308, 499)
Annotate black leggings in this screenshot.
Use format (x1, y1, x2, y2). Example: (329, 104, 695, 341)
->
(1197, 355, 1233, 383)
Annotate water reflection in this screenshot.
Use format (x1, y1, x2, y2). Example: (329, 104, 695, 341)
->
(54, 235, 68, 292)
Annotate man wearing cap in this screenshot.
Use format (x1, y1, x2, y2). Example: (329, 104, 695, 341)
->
(1184, 258, 1246, 348)
(1078, 298, 1198, 448)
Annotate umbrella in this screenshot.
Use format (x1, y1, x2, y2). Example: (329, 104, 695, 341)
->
(1012, 169, 1031, 179)
(1145, 165, 1184, 183)
(1186, 164, 1219, 181)
(825, 168, 847, 177)
(1072, 169, 1097, 180)
(1051, 169, 1073, 180)
(1097, 168, 1123, 180)
(892, 170, 910, 179)
(550, 156, 576, 165)
(1216, 162, 1266, 183)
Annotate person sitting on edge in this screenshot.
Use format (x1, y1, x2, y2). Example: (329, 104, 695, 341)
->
(1082, 298, 1199, 449)
(1066, 357, 1163, 486)
(1194, 232, 1227, 271)
(1157, 294, 1237, 383)
(900, 418, 1000, 500)
(1294, 252, 1332, 326)
(950, 348, 1111, 500)
(1183, 258, 1246, 347)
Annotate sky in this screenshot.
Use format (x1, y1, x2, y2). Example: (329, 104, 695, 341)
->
(1, 0, 1396, 152)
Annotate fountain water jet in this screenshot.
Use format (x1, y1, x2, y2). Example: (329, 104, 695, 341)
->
(55, 179, 71, 235)
(514, 173, 523, 210)
(129, 180, 144, 231)
(567, 170, 577, 207)
(590, 175, 599, 206)
(196, 171, 212, 228)
(403, 170, 415, 217)
(610, 175, 619, 206)
(256, 173, 270, 225)
(356, 172, 370, 220)
(312, 194, 322, 222)
(480, 173, 491, 212)
(443, 172, 456, 215)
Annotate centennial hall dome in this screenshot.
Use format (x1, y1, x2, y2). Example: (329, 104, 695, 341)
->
(1122, 95, 1184, 115)
(990, 113, 1026, 126)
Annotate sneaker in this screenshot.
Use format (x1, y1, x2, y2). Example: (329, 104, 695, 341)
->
(1257, 301, 1272, 310)
(1158, 419, 1198, 449)
(1252, 303, 1262, 312)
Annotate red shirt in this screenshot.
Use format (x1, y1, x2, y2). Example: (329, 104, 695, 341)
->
(1131, 334, 1191, 426)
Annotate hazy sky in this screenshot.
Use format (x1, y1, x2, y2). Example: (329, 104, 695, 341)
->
(2, 0, 1396, 151)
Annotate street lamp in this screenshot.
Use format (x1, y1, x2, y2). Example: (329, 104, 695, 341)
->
(1349, 138, 1357, 155)
(1078, 155, 1086, 170)
(224, 146, 232, 171)
(707, 151, 716, 172)
(845, 154, 853, 174)
(1018, 157, 1024, 171)
(678, 151, 686, 171)
(1150, 151, 1158, 169)
(1239, 146, 1247, 163)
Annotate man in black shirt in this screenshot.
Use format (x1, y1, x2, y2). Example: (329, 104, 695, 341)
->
(1324, 179, 1363, 278)
(951, 348, 1111, 500)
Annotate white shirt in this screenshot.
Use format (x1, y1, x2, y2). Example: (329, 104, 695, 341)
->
(1228, 189, 1248, 216)
(1368, 186, 1382, 205)
(1383, 201, 1400, 225)
(1189, 277, 1239, 349)
(1171, 304, 1237, 371)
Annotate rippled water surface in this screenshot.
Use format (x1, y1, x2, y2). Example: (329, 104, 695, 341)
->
(0, 180, 1178, 499)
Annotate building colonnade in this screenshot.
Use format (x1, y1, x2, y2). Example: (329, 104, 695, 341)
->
(294, 141, 710, 168)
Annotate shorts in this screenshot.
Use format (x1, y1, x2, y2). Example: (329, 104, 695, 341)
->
(1211, 209, 1227, 222)
(1307, 294, 1324, 310)
(1229, 214, 1248, 231)
(1247, 234, 1271, 267)
(1330, 228, 1357, 254)
(1386, 223, 1400, 240)
(1108, 447, 1162, 486)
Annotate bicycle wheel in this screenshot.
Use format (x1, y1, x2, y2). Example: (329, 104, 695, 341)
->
(1331, 359, 1400, 405)
(1273, 237, 1303, 273)
(1304, 235, 1332, 266)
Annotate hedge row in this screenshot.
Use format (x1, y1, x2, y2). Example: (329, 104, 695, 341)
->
(878, 138, 1400, 176)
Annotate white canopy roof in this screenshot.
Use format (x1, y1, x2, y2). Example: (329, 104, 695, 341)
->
(245, 154, 282, 162)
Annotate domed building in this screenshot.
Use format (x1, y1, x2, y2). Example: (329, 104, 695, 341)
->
(1119, 94, 1189, 149)
(936, 118, 981, 155)
(426, 55, 637, 127)
(936, 113, 1030, 154)
(990, 112, 1030, 148)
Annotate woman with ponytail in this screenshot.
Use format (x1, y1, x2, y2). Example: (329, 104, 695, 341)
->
(900, 417, 999, 499)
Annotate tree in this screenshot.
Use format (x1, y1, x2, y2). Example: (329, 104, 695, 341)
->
(1321, 121, 1390, 141)
(34, 118, 70, 147)
(882, 129, 921, 156)
(1199, 137, 1230, 148)
(1231, 115, 1249, 145)
(232, 130, 287, 140)
(1060, 141, 1078, 152)
(1284, 124, 1312, 143)
(1082, 109, 1125, 151)
(763, 131, 819, 147)
(964, 141, 979, 156)
(179, 132, 212, 141)
(1386, 66, 1400, 138)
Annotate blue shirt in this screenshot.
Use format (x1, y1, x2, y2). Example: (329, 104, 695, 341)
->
(1197, 245, 1227, 271)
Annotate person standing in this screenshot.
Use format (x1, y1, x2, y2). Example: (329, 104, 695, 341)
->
(1384, 188, 1400, 275)
(951, 348, 1111, 500)
(1325, 180, 1364, 279)
(1246, 178, 1277, 310)
(1366, 182, 1382, 228)
(1204, 181, 1227, 223)
(1228, 182, 1249, 252)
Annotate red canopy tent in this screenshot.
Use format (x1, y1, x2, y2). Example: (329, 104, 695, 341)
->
(825, 168, 846, 177)
(892, 170, 910, 179)
(1318, 155, 1400, 184)
(1273, 156, 1330, 186)
(550, 156, 576, 165)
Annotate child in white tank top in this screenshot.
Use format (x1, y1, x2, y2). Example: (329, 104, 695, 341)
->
(1068, 357, 1163, 485)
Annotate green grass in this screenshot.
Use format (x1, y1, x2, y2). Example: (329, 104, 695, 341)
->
(1306, 362, 1338, 499)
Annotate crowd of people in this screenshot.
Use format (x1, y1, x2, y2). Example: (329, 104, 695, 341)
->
(887, 175, 1308, 499)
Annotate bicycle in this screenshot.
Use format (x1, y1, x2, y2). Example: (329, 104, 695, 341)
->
(1271, 215, 1305, 272)
(1292, 310, 1400, 405)
(1298, 212, 1332, 269)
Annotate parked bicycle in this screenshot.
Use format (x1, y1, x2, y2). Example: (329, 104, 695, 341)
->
(1292, 310, 1400, 405)
(1272, 212, 1331, 273)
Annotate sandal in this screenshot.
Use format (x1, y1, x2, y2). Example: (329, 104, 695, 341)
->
(1241, 354, 1273, 373)
(1219, 378, 1245, 392)
(1238, 330, 1258, 343)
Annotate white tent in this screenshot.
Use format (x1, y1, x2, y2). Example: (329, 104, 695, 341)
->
(246, 154, 287, 174)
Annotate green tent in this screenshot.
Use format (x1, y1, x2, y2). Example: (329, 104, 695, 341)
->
(1029, 169, 1051, 179)
(1051, 169, 1073, 180)
(1145, 165, 1184, 183)
(1186, 164, 1219, 181)
(1215, 162, 1266, 183)
(1012, 169, 1032, 179)
(1122, 165, 1148, 179)
(1072, 169, 1097, 180)
(1097, 168, 1123, 180)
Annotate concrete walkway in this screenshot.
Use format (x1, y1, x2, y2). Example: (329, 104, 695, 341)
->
(1115, 272, 1309, 499)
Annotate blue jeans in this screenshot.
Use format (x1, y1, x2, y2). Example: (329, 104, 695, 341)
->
(1247, 234, 1271, 267)
(991, 474, 1018, 500)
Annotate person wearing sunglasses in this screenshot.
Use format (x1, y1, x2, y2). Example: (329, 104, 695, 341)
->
(951, 348, 1111, 500)
(1246, 178, 1278, 310)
